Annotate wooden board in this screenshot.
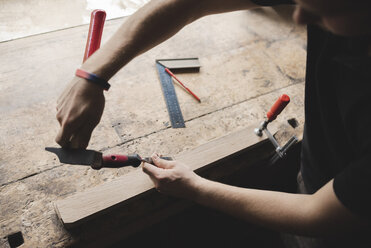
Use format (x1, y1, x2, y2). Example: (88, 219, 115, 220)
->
(55, 123, 278, 227)
(156, 58, 201, 72)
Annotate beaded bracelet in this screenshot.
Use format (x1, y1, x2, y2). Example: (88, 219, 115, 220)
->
(75, 68, 111, 91)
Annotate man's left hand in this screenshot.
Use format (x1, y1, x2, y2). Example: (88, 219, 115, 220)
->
(142, 153, 204, 200)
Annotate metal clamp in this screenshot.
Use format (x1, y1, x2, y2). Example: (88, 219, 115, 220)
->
(255, 120, 298, 160)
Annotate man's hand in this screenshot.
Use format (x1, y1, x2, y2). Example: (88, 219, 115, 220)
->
(55, 77, 105, 148)
(142, 153, 204, 200)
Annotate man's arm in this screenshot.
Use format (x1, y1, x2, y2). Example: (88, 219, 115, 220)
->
(142, 154, 367, 237)
(82, 0, 259, 80)
(55, 0, 259, 148)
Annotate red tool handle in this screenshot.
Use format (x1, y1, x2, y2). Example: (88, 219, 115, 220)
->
(267, 94, 290, 122)
(83, 9, 106, 62)
(102, 154, 142, 168)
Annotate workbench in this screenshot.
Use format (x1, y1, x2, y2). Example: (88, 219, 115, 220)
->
(0, 6, 306, 247)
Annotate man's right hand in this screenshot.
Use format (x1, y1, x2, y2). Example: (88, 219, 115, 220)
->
(55, 77, 105, 148)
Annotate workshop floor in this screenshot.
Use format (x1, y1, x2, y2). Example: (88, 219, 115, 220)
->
(0, 0, 148, 42)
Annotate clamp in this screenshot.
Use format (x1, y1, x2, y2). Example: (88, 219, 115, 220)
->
(255, 94, 298, 160)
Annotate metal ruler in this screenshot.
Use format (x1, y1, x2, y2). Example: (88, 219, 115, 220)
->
(156, 62, 185, 128)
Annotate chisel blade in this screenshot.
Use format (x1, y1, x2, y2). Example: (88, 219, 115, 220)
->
(45, 147, 103, 169)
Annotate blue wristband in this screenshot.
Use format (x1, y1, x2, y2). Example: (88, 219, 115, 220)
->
(75, 69, 111, 91)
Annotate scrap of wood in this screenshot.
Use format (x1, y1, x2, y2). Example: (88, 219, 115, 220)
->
(54, 123, 278, 228)
(156, 58, 201, 71)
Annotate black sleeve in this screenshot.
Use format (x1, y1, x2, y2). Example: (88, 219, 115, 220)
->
(250, 0, 295, 6)
(333, 57, 371, 221)
(334, 155, 371, 221)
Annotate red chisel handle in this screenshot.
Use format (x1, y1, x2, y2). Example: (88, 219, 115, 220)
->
(267, 94, 290, 122)
(102, 154, 142, 168)
(83, 9, 106, 62)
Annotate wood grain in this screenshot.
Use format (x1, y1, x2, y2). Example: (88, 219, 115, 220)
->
(55, 123, 277, 227)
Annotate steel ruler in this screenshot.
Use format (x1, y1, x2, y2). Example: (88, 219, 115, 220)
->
(156, 62, 186, 128)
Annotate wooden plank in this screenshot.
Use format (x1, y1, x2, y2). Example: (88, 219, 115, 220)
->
(55, 123, 277, 228)
(56, 125, 284, 248)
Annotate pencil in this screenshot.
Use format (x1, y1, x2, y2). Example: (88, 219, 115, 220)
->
(165, 68, 201, 103)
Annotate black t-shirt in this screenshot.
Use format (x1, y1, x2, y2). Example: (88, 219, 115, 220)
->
(250, 0, 371, 224)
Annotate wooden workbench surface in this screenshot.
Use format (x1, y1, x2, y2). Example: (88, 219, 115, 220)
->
(0, 6, 306, 247)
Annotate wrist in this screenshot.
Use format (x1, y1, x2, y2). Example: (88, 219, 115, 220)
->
(80, 44, 129, 80)
(75, 68, 111, 91)
(73, 77, 105, 93)
(191, 176, 210, 203)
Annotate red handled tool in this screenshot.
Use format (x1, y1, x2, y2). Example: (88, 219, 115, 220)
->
(254, 94, 297, 160)
(102, 154, 171, 169)
(83, 9, 106, 62)
(45, 147, 172, 170)
(266, 94, 290, 122)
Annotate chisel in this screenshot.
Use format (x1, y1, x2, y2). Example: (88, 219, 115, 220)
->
(45, 147, 172, 170)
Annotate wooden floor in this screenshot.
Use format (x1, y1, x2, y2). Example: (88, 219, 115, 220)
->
(0, 6, 306, 247)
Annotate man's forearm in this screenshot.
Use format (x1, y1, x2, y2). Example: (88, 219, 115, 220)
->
(193, 178, 364, 237)
(80, 0, 257, 80)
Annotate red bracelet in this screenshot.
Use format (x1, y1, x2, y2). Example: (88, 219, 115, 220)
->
(75, 69, 111, 91)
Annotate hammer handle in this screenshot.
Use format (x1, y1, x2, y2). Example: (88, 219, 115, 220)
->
(83, 9, 106, 62)
(267, 94, 290, 122)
